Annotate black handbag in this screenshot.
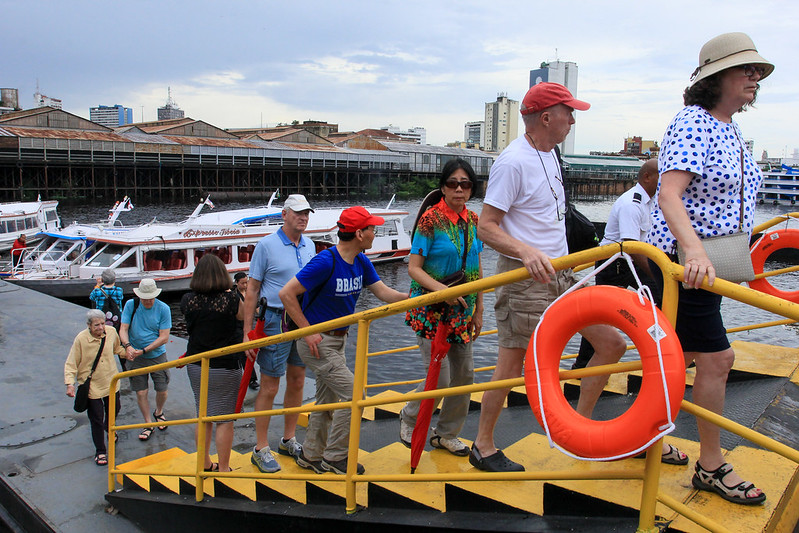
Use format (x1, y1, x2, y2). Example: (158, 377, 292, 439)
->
(73, 336, 106, 413)
(552, 145, 598, 254)
(565, 202, 599, 253)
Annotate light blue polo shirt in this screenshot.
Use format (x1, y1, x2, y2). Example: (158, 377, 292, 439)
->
(250, 228, 315, 308)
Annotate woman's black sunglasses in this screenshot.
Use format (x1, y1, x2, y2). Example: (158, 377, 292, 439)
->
(444, 179, 473, 190)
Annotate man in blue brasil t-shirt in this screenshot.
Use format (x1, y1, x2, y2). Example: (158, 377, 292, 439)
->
(279, 206, 407, 476)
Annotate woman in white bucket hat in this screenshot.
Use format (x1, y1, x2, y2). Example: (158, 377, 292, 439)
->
(645, 32, 772, 505)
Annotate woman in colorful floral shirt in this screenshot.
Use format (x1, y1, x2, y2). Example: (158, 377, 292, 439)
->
(399, 158, 483, 457)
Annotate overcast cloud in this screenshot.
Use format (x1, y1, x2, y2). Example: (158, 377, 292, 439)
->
(3, 0, 797, 157)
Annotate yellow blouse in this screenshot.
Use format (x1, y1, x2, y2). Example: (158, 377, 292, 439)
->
(64, 326, 125, 399)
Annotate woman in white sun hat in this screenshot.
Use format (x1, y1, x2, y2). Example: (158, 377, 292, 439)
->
(646, 32, 772, 506)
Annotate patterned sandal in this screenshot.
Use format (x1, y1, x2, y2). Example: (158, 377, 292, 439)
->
(661, 444, 689, 465)
(692, 462, 766, 505)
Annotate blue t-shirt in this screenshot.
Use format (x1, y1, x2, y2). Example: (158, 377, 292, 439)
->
(121, 298, 172, 358)
(295, 247, 380, 331)
(250, 228, 315, 309)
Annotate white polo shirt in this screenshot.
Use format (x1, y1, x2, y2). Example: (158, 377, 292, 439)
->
(600, 182, 653, 245)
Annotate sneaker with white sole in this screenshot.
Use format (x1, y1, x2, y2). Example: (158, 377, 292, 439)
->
(321, 457, 365, 475)
(278, 437, 302, 457)
(295, 451, 326, 474)
(399, 418, 413, 448)
(251, 445, 281, 473)
(429, 432, 469, 456)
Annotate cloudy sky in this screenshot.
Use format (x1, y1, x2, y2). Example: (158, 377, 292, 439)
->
(3, 1, 797, 158)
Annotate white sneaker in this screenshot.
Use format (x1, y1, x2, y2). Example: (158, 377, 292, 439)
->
(429, 432, 469, 457)
(399, 418, 413, 448)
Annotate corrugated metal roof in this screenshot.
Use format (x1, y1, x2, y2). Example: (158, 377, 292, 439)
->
(562, 155, 643, 169)
(161, 135, 259, 148)
(379, 141, 492, 158)
(114, 127, 179, 144)
(0, 126, 130, 142)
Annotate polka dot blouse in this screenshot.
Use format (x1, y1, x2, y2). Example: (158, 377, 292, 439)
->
(646, 105, 763, 253)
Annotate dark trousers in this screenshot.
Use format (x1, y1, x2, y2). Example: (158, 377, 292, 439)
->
(574, 258, 660, 369)
(87, 391, 120, 455)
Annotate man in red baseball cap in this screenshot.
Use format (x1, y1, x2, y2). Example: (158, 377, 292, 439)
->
(279, 206, 406, 475)
(469, 82, 626, 473)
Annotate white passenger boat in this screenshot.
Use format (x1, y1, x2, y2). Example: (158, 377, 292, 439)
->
(7, 195, 411, 298)
(6, 197, 136, 279)
(0, 198, 60, 251)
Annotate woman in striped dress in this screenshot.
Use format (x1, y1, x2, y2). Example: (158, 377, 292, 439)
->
(181, 254, 246, 472)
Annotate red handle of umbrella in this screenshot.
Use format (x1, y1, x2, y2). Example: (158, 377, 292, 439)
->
(235, 320, 267, 413)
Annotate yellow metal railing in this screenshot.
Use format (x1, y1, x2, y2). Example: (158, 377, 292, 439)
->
(107, 239, 799, 533)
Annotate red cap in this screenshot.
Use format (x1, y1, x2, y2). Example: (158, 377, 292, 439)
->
(520, 82, 590, 115)
(337, 206, 385, 232)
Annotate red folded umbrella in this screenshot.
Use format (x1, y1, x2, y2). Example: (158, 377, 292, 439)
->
(410, 316, 452, 473)
(235, 319, 266, 414)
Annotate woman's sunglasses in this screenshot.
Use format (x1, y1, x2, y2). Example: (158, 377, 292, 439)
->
(741, 64, 766, 78)
(444, 179, 473, 190)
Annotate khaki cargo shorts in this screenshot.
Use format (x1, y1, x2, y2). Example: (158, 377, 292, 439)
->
(494, 255, 576, 349)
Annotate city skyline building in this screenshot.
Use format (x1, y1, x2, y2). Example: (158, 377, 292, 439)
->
(90, 104, 134, 128)
(484, 93, 518, 152)
(464, 121, 485, 148)
(157, 87, 184, 120)
(529, 60, 579, 154)
(34, 83, 62, 110)
(380, 125, 426, 144)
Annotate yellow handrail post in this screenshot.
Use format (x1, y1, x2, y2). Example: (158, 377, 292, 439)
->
(195, 356, 210, 502)
(637, 439, 663, 533)
(346, 318, 370, 514)
(107, 375, 119, 493)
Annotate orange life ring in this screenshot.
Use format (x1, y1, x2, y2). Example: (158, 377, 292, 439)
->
(524, 285, 685, 460)
(748, 229, 799, 304)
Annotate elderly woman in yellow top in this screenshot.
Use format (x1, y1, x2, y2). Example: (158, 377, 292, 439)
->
(65, 309, 126, 466)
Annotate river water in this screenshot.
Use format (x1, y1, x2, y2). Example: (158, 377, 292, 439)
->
(57, 197, 799, 391)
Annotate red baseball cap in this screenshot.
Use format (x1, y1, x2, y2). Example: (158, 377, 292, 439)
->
(337, 206, 385, 232)
(520, 82, 590, 115)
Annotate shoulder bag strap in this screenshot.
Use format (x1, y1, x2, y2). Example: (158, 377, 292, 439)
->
(87, 336, 107, 379)
(735, 130, 746, 233)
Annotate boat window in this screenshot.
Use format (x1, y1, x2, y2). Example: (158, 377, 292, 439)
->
(87, 244, 135, 268)
(375, 220, 399, 237)
(0, 221, 6, 234)
(195, 246, 232, 265)
(45, 210, 59, 222)
(144, 250, 187, 271)
(237, 244, 254, 263)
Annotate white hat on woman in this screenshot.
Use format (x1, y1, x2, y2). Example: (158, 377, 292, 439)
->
(690, 32, 774, 86)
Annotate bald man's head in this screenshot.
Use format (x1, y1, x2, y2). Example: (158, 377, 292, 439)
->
(638, 159, 659, 197)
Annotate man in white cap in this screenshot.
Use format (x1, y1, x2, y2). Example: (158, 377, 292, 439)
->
(119, 278, 172, 441)
(470, 82, 626, 472)
(243, 194, 316, 473)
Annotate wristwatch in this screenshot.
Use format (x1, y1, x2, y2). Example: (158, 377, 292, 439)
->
(141, 347, 147, 355)
(123, 342, 131, 349)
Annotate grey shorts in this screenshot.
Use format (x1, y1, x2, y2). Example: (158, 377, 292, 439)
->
(129, 353, 170, 392)
(494, 255, 576, 349)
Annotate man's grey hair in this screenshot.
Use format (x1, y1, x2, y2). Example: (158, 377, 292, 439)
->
(101, 268, 116, 285)
(87, 309, 106, 325)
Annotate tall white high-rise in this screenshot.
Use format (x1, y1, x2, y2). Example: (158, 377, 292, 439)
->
(529, 61, 579, 154)
(484, 94, 519, 152)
